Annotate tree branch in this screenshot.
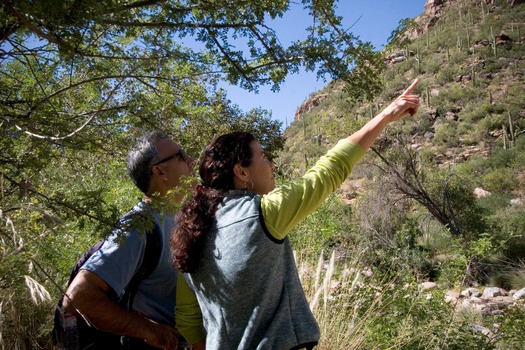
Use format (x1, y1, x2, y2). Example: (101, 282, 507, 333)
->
(2, 174, 114, 227)
(0, 0, 77, 54)
(97, 19, 258, 30)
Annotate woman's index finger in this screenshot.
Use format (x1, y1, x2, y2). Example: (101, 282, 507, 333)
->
(402, 79, 419, 95)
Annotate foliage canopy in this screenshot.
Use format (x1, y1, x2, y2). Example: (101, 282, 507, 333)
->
(0, 1, 386, 347)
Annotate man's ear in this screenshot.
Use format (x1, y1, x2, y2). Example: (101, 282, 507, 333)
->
(151, 164, 167, 179)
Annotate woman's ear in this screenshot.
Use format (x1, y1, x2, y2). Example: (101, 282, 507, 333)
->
(233, 163, 248, 181)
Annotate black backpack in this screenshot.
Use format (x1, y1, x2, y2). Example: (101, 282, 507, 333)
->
(52, 210, 162, 350)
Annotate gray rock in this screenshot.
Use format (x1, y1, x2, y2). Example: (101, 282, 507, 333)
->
(424, 131, 435, 140)
(472, 324, 493, 338)
(482, 287, 505, 298)
(471, 296, 483, 304)
(513, 288, 525, 300)
(445, 295, 458, 303)
(461, 287, 481, 297)
(422, 282, 438, 290)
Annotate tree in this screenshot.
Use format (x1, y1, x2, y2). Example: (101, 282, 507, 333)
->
(0, 0, 382, 223)
(0, 1, 384, 347)
(360, 136, 489, 284)
(371, 138, 486, 239)
(386, 18, 418, 49)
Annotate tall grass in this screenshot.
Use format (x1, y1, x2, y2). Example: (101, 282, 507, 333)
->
(297, 249, 525, 350)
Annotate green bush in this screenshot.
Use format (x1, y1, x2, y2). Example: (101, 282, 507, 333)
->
(288, 193, 355, 258)
(435, 64, 457, 85)
(490, 147, 519, 169)
(477, 193, 514, 213)
(433, 120, 461, 147)
(494, 303, 525, 349)
(487, 206, 525, 254)
(490, 260, 525, 291)
(423, 56, 443, 75)
(478, 113, 505, 133)
(483, 168, 516, 193)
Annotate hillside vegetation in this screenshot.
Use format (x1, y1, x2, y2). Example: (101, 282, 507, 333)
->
(279, 0, 525, 347)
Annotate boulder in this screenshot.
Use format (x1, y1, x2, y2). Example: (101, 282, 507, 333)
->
(513, 288, 525, 300)
(482, 287, 506, 298)
(421, 282, 438, 290)
(461, 287, 482, 298)
(474, 187, 491, 198)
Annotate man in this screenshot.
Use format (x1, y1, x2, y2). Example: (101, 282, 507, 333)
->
(63, 131, 205, 350)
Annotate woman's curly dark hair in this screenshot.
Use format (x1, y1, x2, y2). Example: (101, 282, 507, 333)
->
(171, 131, 255, 273)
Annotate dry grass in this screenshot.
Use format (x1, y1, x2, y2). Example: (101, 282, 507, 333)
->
(295, 249, 496, 350)
(298, 250, 385, 349)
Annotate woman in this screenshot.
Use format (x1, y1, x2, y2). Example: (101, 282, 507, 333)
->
(172, 80, 420, 350)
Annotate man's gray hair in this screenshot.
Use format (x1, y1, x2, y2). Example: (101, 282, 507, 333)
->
(127, 131, 171, 194)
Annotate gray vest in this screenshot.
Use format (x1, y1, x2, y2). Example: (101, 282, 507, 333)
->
(184, 190, 320, 350)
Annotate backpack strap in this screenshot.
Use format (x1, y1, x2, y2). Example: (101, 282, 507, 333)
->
(120, 220, 162, 310)
(66, 240, 105, 286)
(53, 209, 163, 348)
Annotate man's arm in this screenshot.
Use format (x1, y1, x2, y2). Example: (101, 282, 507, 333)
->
(63, 269, 180, 350)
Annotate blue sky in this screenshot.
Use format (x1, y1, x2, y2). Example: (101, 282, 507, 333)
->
(221, 0, 426, 128)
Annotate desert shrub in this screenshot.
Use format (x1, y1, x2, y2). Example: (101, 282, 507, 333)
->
(490, 147, 520, 168)
(490, 259, 525, 291)
(477, 193, 513, 212)
(288, 193, 355, 258)
(456, 155, 487, 180)
(459, 146, 525, 193)
(435, 231, 505, 287)
(461, 100, 493, 123)
(422, 55, 443, 75)
(435, 64, 457, 85)
(514, 140, 525, 160)
(493, 302, 525, 349)
(478, 113, 505, 133)
(360, 212, 435, 280)
(433, 120, 461, 147)
(457, 122, 486, 146)
(487, 205, 525, 257)
(484, 56, 508, 73)
(513, 135, 525, 153)
(433, 236, 469, 286)
(436, 84, 481, 108)
(379, 72, 410, 101)
(482, 168, 515, 193)
(418, 219, 454, 254)
(448, 49, 469, 66)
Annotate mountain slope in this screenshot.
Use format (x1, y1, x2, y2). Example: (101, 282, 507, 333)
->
(281, 0, 524, 175)
(278, 0, 525, 286)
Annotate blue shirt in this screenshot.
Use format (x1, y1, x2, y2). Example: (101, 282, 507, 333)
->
(82, 201, 178, 326)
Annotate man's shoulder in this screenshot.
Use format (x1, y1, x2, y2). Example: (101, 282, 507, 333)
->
(119, 202, 159, 232)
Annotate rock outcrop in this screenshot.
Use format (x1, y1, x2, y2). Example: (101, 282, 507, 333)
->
(446, 286, 525, 317)
(294, 93, 328, 122)
(406, 0, 524, 41)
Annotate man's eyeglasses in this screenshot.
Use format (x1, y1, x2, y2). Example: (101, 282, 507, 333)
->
(152, 148, 188, 166)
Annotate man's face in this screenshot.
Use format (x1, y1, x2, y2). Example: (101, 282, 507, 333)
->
(152, 138, 195, 195)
